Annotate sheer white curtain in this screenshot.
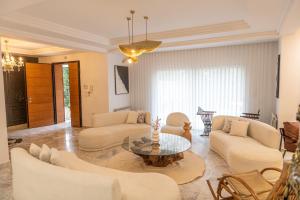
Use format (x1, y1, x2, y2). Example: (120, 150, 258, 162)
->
(130, 42, 278, 129)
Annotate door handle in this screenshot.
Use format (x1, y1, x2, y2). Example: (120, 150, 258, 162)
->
(28, 97, 32, 103)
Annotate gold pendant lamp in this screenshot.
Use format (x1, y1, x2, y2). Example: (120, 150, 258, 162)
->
(119, 10, 162, 64)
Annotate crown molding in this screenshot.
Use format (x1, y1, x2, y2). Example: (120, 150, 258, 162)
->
(160, 31, 278, 48)
(110, 20, 250, 45)
(29, 46, 73, 56)
(109, 31, 278, 52)
(277, 0, 294, 33)
(0, 23, 108, 53)
(1, 46, 73, 56)
(1, 13, 110, 47)
(0, 0, 47, 16)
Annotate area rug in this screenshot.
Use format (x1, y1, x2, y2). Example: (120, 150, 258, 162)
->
(98, 151, 205, 185)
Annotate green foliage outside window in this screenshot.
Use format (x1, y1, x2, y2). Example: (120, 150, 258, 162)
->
(63, 66, 70, 108)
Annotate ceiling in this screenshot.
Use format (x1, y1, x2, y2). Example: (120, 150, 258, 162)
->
(1, 37, 73, 56)
(0, 0, 294, 54)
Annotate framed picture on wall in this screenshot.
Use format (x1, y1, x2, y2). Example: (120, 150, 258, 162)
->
(276, 55, 280, 98)
(114, 65, 129, 95)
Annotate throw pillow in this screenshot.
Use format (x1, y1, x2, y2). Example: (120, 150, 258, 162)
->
(222, 119, 232, 133)
(29, 143, 41, 158)
(50, 150, 79, 169)
(50, 148, 64, 166)
(229, 120, 250, 137)
(126, 111, 138, 124)
(137, 112, 146, 123)
(39, 144, 51, 162)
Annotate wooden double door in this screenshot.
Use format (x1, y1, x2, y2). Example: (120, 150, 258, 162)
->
(25, 62, 82, 128)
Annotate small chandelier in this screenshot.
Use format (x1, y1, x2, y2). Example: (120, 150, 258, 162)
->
(2, 40, 24, 72)
(119, 10, 162, 64)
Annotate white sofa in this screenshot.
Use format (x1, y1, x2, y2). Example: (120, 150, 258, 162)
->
(161, 112, 190, 135)
(79, 111, 151, 151)
(11, 148, 181, 200)
(210, 115, 283, 176)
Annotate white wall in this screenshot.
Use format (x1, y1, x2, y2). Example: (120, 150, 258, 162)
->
(107, 52, 130, 111)
(277, 0, 300, 127)
(278, 29, 300, 126)
(280, 0, 300, 35)
(39, 52, 109, 127)
(0, 38, 9, 164)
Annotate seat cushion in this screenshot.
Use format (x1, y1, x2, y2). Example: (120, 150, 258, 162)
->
(226, 170, 273, 197)
(161, 125, 183, 135)
(210, 130, 283, 178)
(79, 124, 151, 151)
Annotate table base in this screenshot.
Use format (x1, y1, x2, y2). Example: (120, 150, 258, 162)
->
(137, 152, 184, 167)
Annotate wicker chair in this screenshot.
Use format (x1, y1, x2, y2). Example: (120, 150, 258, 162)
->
(207, 162, 296, 200)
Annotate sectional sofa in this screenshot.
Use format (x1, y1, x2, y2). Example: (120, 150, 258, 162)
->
(11, 147, 181, 200)
(210, 115, 283, 180)
(79, 111, 151, 151)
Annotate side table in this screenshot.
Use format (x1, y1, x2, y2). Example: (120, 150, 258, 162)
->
(197, 107, 215, 136)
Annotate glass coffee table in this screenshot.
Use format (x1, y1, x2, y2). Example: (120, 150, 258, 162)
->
(122, 133, 191, 167)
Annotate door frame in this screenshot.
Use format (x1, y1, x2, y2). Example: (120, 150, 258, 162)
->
(52, 61, 82, 127)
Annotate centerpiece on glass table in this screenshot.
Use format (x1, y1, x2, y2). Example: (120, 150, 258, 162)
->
(151, 116, 161, 147)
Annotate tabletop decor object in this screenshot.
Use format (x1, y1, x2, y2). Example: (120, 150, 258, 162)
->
(183, 122, 192, 142)
(152, 116, 161, 146)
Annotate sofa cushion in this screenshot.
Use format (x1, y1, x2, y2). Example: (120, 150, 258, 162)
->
(222, 118, 232, 133)
(39, 144, 51, 162)
(229, 120, 249, 137)
(126, 111, 138, 124)
(92, 111, 129, 127)
(137, 112, 146, 123)
(29, 143, 41, 158)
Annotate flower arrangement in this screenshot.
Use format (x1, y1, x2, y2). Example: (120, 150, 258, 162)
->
(152, 116, 161, 131)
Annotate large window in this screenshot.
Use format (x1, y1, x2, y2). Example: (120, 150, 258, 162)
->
(151, 66, 245, 129)
(130, 42, 278, 129)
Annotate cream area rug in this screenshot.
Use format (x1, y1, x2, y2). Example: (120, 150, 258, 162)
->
(98, 151, 205, 185)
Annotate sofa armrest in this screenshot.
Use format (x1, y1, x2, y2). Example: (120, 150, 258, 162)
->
(145, 112, 151, 125)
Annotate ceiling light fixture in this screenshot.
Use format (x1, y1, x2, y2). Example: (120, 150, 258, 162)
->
(1, 40, 24, 72)
(119, 10, 162, 64)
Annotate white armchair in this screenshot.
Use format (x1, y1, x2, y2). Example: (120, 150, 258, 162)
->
(161, 112, 190, 136)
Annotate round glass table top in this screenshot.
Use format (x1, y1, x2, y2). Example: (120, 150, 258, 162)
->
(122, 133, 191, 156)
